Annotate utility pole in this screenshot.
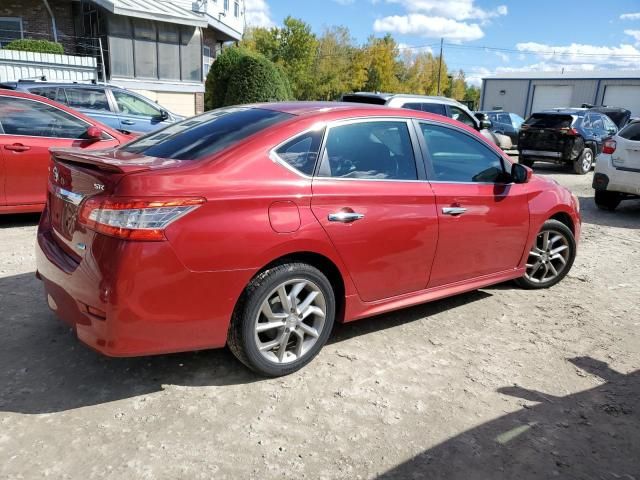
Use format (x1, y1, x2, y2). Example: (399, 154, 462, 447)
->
(437, 38, 444, 96)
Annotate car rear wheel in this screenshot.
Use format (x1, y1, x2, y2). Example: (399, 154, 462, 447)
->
(595, 190, 621, 211)
(519, 156, 534, 168)
(228, 262, 335, 377)
(573, 148, 593, 175)
(515, 219, 576, 289)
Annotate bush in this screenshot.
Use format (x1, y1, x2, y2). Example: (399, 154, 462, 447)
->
(204, 47, 291, 109)
(3, 39, 64, 54)
(223, 54, 291, 106)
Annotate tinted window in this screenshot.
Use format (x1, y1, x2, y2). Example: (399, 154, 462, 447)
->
(121, 107, 293, 160)
(276, 130, 324, 176)
(318, 121, 417, 180)
(0, 96, 89, 139)
(590, 114, 604, 133)
(524, 114, 573, 129)
(449, 106, 477, 128)
(602, 115, 617, 134)
(420, 123, 505, 183)
(422, 103, 447, 116)
(341, 94, 387, 105)
(403, 103, 423, 112)
(113, 90, 160, 117)
(65, 88, 110, 112)
(28, 87, 58, 102)
(496, 113, 511, 125)
(619, 122, 640, 141)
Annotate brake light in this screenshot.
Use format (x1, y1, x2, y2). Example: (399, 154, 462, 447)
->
(602, 139, 617, 155)
(560, 127, 579, 136)
(79, 197, 205, 241)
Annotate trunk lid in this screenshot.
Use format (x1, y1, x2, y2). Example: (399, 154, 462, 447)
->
(47, 149, 186, 253)
(590, 107, 632, 130)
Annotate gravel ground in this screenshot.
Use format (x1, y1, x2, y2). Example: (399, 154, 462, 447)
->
(1, 163, 639, 480)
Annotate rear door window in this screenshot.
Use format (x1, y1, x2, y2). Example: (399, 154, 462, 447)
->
(64, 88, 111, 112)
(421, 103, 447, 116)
(121, 107, 293, 160)
(619, 122, 640, 141)
(275, 129, 324, 176)
(318, 121, 418, 180)
(524, 114, 574, 129)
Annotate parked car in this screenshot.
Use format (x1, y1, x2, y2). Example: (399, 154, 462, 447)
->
(340, 92, 509, 146)
(36, 102, 581, 376)
(473, 112, 514, 150)
(0, 89, 136, 214)
(582, 105, 632, 130)
(518, 109, 618, 174)
(0, 80, 184, 134)
(593, 119, 640, 210)
(477, 110, 525, 147)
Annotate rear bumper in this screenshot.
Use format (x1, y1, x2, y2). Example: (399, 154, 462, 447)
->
(35, 210, 254, 357)
(594, 155, 640, 196)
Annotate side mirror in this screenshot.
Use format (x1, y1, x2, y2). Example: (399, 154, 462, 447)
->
(481, 119, 492, 129)
(512, 163, 532, 184)
(159, 110, 170, 121)
(86, 126, 103, 141)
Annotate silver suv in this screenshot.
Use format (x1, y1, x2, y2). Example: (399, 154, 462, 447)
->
(341, 93, 509, 148)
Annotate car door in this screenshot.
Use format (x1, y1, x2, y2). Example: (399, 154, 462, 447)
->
(111, 89, 170, 133)
(0, 95, 117, 207)
(62, 87, 120, 131)
(310, 118, 439, 302)
(417, 121, 530, 287)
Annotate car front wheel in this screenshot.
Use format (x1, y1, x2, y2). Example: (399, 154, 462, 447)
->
(516, 219, 576, 289)
(228, 262, 336, 377)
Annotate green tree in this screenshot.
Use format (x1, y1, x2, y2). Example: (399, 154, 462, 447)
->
(224, 54, 292, 106)
(363, 35, 402, 92)
(451, 69, 467, 101)
(464, 85, 481, 110)
(314, 26, 359, 100)
(205, 46, 251, 110)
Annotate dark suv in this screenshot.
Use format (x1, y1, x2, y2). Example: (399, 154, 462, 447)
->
(519, 109, 619, 174)
(0, 80, 183, 134)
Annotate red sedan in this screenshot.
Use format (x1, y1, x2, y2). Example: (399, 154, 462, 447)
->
(35, 103, 581, 376)
(0, 89, 135, 214)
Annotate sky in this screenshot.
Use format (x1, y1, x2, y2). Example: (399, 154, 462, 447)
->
(244, 0, 640, 85)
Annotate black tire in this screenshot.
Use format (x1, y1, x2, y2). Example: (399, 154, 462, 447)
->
(519, 156, 534, 168)
(595, 190, 621, 211)
(573, 148, 593, 175)
(515, 219, 576, 290)
(228, 262, 336, 377)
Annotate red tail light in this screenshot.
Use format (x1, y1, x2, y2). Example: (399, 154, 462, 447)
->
(79, 197, 205, 241)
(560, 127, 579, 136)
(602, 139, 617, 155)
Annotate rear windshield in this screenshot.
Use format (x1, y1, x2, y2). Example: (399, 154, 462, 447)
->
(524, 114, 574, 129)
(619, 122, 640, 141)
(121, 107, 293, 160)
(341, 94, 387, 105)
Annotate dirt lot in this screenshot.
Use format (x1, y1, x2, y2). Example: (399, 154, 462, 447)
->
(1, 164, 639, 480)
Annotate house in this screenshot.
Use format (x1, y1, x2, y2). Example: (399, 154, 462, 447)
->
(0, 0, 246, 116)
(480, 71, 640, 118)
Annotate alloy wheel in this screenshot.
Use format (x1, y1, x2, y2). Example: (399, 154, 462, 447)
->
(582, 150, 593, 172)
(524, 229, 571, 284)
(254, 279, 327, 364)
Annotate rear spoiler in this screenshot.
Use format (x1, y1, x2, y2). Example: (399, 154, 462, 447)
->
(50, 148, 184, 174)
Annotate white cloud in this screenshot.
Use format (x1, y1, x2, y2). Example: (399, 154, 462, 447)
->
(625, 29, 640, 45)
(516, 42, 640, 68)
(620, 12, 640, 20)
(333, 0, 355, 4)
(386, 0, 507, 21)
(374, 14, 484, 42)
(245, 0, 274, 28)
(398, 42, 433, 54)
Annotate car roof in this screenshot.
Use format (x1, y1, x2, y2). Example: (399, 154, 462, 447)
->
(0, 80, 116, 91)
(343, 92, 465, 106)
(539, 108, 589, 116)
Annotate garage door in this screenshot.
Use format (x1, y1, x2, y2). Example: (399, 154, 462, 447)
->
(603, 85, 640, 117)
(531, 85, 573, 113)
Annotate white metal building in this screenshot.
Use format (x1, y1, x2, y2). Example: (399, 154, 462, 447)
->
(480, 71, 640, 118)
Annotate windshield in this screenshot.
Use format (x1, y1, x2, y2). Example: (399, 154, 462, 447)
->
(121, 107, 294, 160)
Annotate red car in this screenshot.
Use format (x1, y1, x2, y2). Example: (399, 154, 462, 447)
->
(0, 89, 135, 214)
(35, 103, 581, 376)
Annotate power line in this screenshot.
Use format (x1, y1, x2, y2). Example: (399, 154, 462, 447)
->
(443, 42, 640, 59)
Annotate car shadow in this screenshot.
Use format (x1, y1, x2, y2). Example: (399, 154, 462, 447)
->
(376, 356, 639, 479)
(0, 212, 42, 228)
(0, 272, 492, 414)
(578, 195, 640, 230)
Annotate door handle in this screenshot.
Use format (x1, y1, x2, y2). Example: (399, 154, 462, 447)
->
(4, 144, 31, 152)
(442, 207, 467, 216)
(121, 120, 135, 125)
(328, 211, 365, 223)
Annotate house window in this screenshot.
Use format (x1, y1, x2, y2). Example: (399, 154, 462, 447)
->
(203, 45, 212, 78)
(0, 17, 23, 47)
(234, 1, 240, 17)
(158, 24, 181, 80)
(133, 19, 157, 79)
(224, 0, 229, 11)
(180, 26, 202, 82)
